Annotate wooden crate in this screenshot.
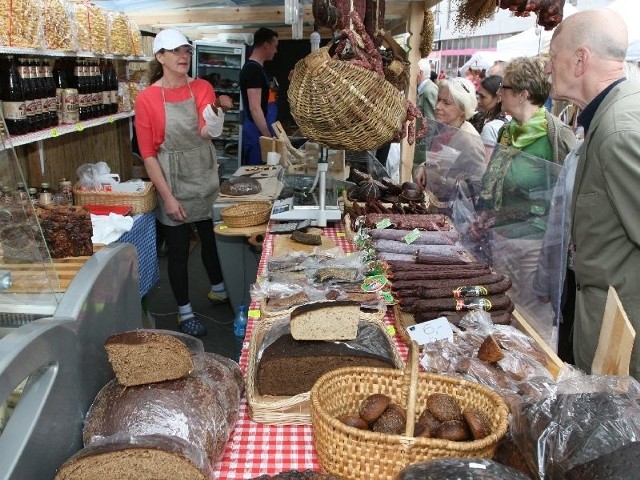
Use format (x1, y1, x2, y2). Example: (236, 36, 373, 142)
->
(0, 246, 102, 294)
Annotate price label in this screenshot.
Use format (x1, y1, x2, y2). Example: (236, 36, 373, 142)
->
(51, 129, 59, 137)
(386, 325, 396, 336)
(403, 228, 421, 244)
(108, 116, 114, 123)
(248, 309, 260, 318)
(219, 225, 229, 230)
(408, 317, 453, 347)
(337, 232, 346, 237)
(76, 123, 84, 132)
(375, 218, 392, 229)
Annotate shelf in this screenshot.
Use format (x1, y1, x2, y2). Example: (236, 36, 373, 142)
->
(197, 63, 241, 70)
(215, 87, 240, 94)
(0, 46, 151, 61)
(2, 112, 135, 149)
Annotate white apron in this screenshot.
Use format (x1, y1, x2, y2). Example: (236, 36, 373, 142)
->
(156, 83, 219, 226)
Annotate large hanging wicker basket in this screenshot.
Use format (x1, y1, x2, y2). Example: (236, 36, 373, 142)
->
(288, 47, 407, 151)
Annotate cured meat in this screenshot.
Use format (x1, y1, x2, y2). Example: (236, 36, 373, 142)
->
(387, 261, 488, 271)
(405, 293, 513, 313)
(395, 276, 512, 299)
(413, 309, 513, 326)
(390, 268, 492, 281)
(368, 228, 458, 245)
(392, 274, 503, 291)
(373, 240, 470, 259)
(364, 214, 451, 231)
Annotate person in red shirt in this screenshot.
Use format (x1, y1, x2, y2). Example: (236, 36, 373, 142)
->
(135, 28, 233, 336)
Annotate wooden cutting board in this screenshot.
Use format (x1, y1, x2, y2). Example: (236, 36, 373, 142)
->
(272, 228, 336, 257)
(591, 286, 636, 376)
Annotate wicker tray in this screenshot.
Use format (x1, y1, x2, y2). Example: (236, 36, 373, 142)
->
(73, 182, 157, 215)
(310, 343, 510, 479)
(246, 314, 405, 425)
(220, 202, 271, 228)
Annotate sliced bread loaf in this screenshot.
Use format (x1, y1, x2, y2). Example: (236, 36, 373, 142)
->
(104, 330, 195, 387)
(290, 300, 360, 341)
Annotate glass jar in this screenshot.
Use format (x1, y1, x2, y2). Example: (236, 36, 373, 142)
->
(58, 179, 73, 206)
(39, 182, 53, 206)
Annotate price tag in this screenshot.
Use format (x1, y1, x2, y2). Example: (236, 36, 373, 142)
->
(219, 225, 229, 230)
(248, 309, 260, 318)
(386, 325, 396, 336)
(108, 116, 114, 123)
(337, 232, 346, 237)
(408, 316, 453, 346)
(375, 218, 392, 229)
(403, 228, 421, 244)
(51, 129, 59, 137)
(76, 123, 84, 132)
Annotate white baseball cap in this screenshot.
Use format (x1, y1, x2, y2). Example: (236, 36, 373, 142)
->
(153, 29, 190, 54)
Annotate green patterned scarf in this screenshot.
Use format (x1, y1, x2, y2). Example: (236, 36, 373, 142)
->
(479, 108, 548, 210)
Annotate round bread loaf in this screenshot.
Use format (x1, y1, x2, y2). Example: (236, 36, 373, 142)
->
(55, 435, 210, 480)
(436, 420, 470, 441)
(372, 403, 406, 434)
(220, 177, 262, 196)
(417, 408, 442, 437)
(426, 393, 463, 422)
(83, 353, 241, 465)
(337, 415, 369, 430)
(359, 394, 391, 424)
(463, 408, 492, 440)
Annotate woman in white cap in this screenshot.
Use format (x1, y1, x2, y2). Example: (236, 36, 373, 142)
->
(414, 76, 486, 202)
(135, 28, 233, 336)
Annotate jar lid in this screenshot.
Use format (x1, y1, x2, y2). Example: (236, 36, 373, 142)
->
(28, 188, 37, 193)
(41, 183, 50, 188)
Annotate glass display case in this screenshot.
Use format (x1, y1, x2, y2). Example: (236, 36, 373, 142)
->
(193, 41, 245, 178)
(0, 130, 60, 323)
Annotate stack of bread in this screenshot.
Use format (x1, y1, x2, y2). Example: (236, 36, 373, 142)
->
(55, 330, 243, 480)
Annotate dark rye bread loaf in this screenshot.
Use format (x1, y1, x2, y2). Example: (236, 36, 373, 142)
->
(104, 330, 195, 387)
(566, 441, 640, 479)
(257, 323, 396, 396)
(55, 435, 210, 480)
(83, 353, 242, 466)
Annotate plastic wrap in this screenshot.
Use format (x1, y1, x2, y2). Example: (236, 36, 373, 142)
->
(72, 2, 108, 53)
(255, 317, 397, 396)
(449, 138, 567, 351)
(83, 352, 241, 466)
(42, 0, 75, 50)
(511, 374, 640, 479)
(0, 0, 42, 48)
(127, 17, 143, 56)
(419, 311, 556, 408)
(106, 10, 132, 55)
(396, 457, 530, 479)
(220, 176, 262, 196)
(55, 434, 212, 479)
(419, 119, 486, 202)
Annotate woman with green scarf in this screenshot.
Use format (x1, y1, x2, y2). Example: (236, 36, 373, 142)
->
(474, 56, 576, 337)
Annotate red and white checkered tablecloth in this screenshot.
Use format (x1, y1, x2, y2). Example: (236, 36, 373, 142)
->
(212, 223, 407, 479)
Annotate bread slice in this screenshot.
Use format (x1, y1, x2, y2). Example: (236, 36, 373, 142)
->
(105, 330, 194, 386)
(290, 300, 360, 341)
(55, 435, 209, 480)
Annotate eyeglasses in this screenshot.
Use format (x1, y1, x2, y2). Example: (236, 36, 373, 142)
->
(499, 83, 514, 91)
(165, 46, 194, 56)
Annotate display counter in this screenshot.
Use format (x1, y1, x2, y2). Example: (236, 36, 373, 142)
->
(211, 222, 408, 478)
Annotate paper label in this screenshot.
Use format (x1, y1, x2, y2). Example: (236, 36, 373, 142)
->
(453, 286, 488, 298)
(455, 298, 492, 311)
(248, 309, 260, 318)
(361, 274, 388, 292)
(407, 317, 453, 346)
(403, 228, 421, 244)
(375, 218, 392, 229)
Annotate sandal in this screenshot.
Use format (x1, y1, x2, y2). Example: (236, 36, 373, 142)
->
(178, 315, 207, 336)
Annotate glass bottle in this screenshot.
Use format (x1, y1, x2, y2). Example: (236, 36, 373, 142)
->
(39, 182, 53, 206)
(58, 178, 73, 206)
(233, 304, 249, 361)
(17, 57, 36, 132)
(28, 187, 38, 206)
(0, 55, 29, 135)
(16, 181, 28, 204)
(1, 186, 14, 205)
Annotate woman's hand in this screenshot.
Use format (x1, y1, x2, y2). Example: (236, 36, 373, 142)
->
(214, 94, 234, 111)
(163, 195, 187, 223)
(414, 164, 427, 189)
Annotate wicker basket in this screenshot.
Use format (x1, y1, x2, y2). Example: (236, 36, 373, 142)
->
(220, 202, 271, 228)
(288, 47, 407, 151)
(310, 344, 510, 479)
(246, 314, 405, 425)
(73, 182, 157, 214)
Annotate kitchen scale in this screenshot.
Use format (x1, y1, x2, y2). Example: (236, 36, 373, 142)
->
(270, 161, 343, 227)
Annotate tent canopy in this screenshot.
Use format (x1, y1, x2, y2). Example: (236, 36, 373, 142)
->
(459, 51, 502, 75)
